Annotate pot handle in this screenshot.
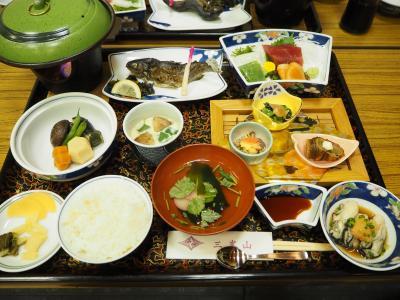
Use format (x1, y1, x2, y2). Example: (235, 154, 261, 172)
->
(29, 0, 50, 16)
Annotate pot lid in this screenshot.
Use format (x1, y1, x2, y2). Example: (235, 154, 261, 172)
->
(0, 0, 114, 67)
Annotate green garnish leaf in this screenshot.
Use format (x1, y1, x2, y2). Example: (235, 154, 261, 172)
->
(270, 33, 295, 46)
(232, 45, 254, 57)
(165, 127, 178, 136)
(187, 197, 205, 216)
(346, 218, 355, 228)
(203, 182, 217, 203)
(158, 131, 170, 142)
(217, 167, 237, 188)
(137, 123, 150, 132)
(200, 209, 222, 227)
(169, 177, 196, 199)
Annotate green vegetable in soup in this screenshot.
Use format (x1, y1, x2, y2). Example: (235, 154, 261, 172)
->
(239, 61, 265, 82)
(200, 209, 222, 227)
(204, 182, 217, 203)
(187, 197, 205, 216)
(169, 176, 196, 199)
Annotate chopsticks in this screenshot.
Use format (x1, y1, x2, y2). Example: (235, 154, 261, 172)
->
(273, 241, 334, 252)
(181, 46, 195, 96)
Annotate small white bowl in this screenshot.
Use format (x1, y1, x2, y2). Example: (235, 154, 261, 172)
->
(10, 93, 117, 181)
(58, 175, 153, 264)
(123, 101, 184, 164)
(228, 122, 273, 165)
(291, 133, 359, 169)
(255, 182, 327, 230)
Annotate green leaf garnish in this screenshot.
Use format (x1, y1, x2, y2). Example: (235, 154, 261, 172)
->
(137, 123, 150, 132)
(169, 177, 196, 199)
(187, 197, 205, 216)
(232, 45, 254, 57)
(200, 209, 222, 227)
(203, 182, 217, 203)
(271, 33, 295, 46)
(158, 131, 170, 142)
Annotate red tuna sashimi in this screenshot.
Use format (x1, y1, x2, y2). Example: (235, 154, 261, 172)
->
(263, 45, 303, 66)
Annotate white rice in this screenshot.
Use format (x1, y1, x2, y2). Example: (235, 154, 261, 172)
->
(59, 177, 152, 263)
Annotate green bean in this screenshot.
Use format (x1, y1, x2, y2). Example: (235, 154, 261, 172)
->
(62, 110, 81, 145)
(74, 120, 87, 137)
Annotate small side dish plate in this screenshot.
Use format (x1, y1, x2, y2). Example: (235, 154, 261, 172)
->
(255, 182, 326, 229)
(102, 47, 227, 102)
(147, 0, 251, 31)
(0, 190, 62, 273)
(320, 181, 400, 271)
(292, 133, 359, 169)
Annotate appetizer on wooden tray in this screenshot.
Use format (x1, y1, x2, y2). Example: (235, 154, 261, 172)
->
(210, 98, 369, 185)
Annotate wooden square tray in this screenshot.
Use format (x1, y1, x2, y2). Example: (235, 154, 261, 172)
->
(210, 98, 369, 186)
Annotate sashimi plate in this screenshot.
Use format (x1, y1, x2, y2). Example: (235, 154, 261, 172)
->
(102, 47, 227, 103)
(147, 0, 251, 31)
(220, 29, 333, 96)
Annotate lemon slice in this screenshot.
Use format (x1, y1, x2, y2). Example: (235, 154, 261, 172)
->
(111, 80, 141, 99)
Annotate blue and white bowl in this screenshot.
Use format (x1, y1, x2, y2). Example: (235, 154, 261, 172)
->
(10, 93, 117, 182)
(219, 29, 333, 97)
(255, 182, 327, 230)
(320, 181, 400, 271)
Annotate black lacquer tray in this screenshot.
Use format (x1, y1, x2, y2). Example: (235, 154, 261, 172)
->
(0, 51, 398, 287)
(114, 0, 322, 41)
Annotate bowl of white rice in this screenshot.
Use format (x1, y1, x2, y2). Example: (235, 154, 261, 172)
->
(58, 175, 153, 264)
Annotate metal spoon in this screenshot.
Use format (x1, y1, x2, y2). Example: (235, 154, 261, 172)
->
(216, 246, 309, 270)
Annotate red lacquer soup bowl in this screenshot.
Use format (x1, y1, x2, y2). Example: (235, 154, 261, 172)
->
(151, 144, 255, 235)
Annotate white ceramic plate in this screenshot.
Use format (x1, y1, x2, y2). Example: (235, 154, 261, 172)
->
(291, 133, 359, 169)
(58, 175, 153, 264)
(10, 92, 117, 181)
(0, 190, 63, 273)
(102, 47, 227, 102)
(147, 0, 251, 31)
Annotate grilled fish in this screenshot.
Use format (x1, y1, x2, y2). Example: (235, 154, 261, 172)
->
(126, 58, 219, 89)
(163, 0, 226, 20)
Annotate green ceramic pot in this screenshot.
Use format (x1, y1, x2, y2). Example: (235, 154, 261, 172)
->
(0, 0, 115, 92)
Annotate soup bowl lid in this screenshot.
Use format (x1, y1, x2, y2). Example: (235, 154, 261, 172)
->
(0, 0, 114, 67)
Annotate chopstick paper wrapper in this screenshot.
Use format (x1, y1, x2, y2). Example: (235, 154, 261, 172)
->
(166, 231, 335, 259)
(166, 231, 273, 260)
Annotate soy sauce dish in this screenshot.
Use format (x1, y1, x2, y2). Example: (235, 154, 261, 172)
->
(254, 182, 327, 230)
(10, 93, 117, 181)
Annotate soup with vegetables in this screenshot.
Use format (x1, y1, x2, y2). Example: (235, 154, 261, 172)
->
(167, 162, 241, 229)
(131, 116, 179, 146)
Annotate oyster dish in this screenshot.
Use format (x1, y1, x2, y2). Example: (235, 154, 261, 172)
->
(147, 0, 251, 31)
(103, 47, 227, 102)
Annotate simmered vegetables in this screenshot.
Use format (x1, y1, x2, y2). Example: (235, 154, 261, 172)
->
(50, 111, 103, 170)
